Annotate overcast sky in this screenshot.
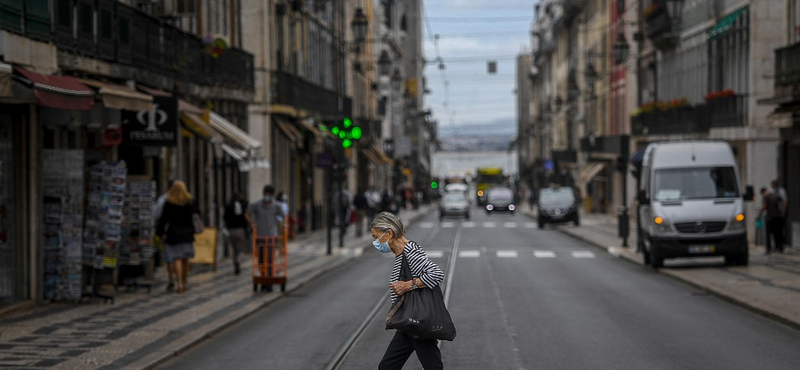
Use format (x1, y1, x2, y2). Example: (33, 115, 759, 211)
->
(422, 0, 535, 131)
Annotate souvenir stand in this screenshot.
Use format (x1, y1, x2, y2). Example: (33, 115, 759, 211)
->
(41, 149, 85, 302)
(117, 180, 156, 292)
(82, 161, 127, 303)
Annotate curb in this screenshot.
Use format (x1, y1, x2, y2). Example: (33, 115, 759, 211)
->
(124, 206, 433, 370)
(531, 211, 800, 332)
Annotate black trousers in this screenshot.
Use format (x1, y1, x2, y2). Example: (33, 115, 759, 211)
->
(766, 218, 785, 252)
(379, 331, 443, 370)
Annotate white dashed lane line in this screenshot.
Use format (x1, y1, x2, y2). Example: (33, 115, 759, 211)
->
(534, 250, 557, 258)
(496, 250, 518, 258)
(458, 250, 481, 258)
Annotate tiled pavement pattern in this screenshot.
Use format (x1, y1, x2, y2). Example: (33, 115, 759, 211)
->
(0, 206, 429, 370)
(0, 231, 374, 368)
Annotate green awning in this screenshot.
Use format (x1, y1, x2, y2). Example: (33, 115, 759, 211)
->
(707, 6, 748, 40)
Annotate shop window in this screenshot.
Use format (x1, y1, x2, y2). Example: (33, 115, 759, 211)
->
(78, 2, 92, 35)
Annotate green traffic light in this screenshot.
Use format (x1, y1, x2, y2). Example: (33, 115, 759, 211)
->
(352, 127, 362, 140)
(331, 126, 340, 135)
(431, 181, 438, 189)
(339, 131, 346, 139)
(343, 139, 352, 148)
(344, 118, 352, 128)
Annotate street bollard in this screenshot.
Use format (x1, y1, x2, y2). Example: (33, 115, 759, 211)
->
(618, 206, 629, 247)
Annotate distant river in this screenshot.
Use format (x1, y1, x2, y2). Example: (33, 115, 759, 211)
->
(432, 151, 518, 178)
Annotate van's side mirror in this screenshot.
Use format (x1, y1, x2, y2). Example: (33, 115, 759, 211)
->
(638, 190, 650, 205)
(743, 185, 754, 201)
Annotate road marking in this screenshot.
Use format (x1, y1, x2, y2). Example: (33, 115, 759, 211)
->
(496, 250, 518, 258)
(503, 222, 518, 228)
(441, 221, 456, 228)
(482, 222, 496, 228)
(426, 250, 445, 258)
(572, 251, 596, 259)
(525, 222, 538, 229)
(462, 221, 476, 228)
(420, 222, 435, 228)
(459, 250, 481, 258)
(534, 250, 556, 258)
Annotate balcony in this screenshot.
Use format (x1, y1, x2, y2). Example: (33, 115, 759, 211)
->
(4, 0, 254, 91)
(704, 94, 748, 128)
(271, 71, 352, 119)
(775, 43, 800, 99)
(631, 107, 708, 136)
(644, 1, 677, 50)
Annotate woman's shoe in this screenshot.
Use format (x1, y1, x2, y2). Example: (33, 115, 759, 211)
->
(166, 282, 175, 292)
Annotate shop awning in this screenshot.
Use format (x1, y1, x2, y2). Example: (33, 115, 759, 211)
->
(371, 143, 395, 166)
(222, 144, 270, 172)
(14, 66, 94, 110)
(361, 146, 382, 164)
(137, 84, 172, 97)
(181, 112, 222, 143)
(580, 162, 606, 183)
(273, 116, 304, 147)
(296, 118, 322, 137)
(79, 78, 154, 111)
(0, 63, 11, 98)
(209, 111, 262, 151)
(707, 6, 748, 40)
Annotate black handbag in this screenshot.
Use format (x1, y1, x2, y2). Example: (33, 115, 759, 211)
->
(385, 253, 457, 341)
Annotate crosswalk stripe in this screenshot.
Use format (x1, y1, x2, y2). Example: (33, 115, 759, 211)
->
(441, 222, 456, 228)
(459, 250, 480, 258)
(420, 222, 435, 228)
(525, 222, 538, 229)
(426, 250, 445, 258)
(503, 222, 518, 228)
(482, 222, 496, 228)
(572, 251, 596, 259)
(534, 250, 556, 258)
(496, 250, 518, 258)
(462, 222, 476, 228)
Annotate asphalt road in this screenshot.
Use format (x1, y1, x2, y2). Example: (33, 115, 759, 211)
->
(158, 205, 800, 370)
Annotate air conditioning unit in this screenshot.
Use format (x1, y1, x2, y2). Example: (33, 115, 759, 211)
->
(163, 0, 197, 17)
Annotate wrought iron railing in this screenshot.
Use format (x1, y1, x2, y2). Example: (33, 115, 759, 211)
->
(631, 107, 709, 136)
(704, 94, 748, 128)
(2, 0, 254, 91)
(776, 43, 800, 89)
(271, 71, 352, 119)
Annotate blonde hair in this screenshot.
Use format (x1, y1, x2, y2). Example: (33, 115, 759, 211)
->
(370, 211, 405, 238)
(166, 180, 193, 206)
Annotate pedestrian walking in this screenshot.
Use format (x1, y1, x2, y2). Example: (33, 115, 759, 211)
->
(275, 191, 289, 223)
(370, 212, 445, 370)
(156, 181, 198, 293)
(758, 187, 784, 254)
(366, 187, 382, 229)
(224, 193, 249, 275)
(153, 179, 177, 292)
(353, 189, 368, 237)
(245, 185, 285, 291)
(772, 179, 788, 250)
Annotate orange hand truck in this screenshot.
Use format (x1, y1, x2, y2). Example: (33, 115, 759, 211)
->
(251, 226, 288, 292)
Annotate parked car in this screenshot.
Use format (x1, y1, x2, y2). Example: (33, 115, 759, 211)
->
(636, 141, 753, 268)
(439, 193, 470, 220)
(537, 187, 579, 228)
(485, 187, 516, 215)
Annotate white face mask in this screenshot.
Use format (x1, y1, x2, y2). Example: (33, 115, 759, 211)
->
(372, 231, 391, 253)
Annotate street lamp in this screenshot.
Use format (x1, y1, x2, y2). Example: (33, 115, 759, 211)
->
(391, 68, 402, 91)
(664, 0, 685, 23)
(378, 50, 391, 77)
(585, 63, 598, 94)
(351, 7, 368, 44)
(613, 33, 630, 65)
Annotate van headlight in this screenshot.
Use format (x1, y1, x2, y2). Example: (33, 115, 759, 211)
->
(653, 216, 672, 234)
(728, 213, 745, 231)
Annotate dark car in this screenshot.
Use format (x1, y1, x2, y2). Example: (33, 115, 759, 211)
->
(485, 187, 516, 215)
(439, 192, 471, 220)
(537, 187, 579, 228)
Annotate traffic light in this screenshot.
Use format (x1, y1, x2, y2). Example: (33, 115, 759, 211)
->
(330, 118, 362, 148)
(431, 181, 438, 189)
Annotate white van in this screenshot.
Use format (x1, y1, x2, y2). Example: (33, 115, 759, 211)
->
(637, 141, 753, 268)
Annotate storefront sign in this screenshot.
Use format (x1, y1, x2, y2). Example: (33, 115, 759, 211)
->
(122, 96, 178, 146)
(103, 127, 123, 146)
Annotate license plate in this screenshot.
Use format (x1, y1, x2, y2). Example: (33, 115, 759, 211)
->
(688, 245, 715, 254)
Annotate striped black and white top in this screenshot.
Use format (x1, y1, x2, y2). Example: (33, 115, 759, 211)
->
(389, 240, 444, 304)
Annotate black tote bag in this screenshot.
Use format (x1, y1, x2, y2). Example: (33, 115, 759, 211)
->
(385, 253, 457, 341)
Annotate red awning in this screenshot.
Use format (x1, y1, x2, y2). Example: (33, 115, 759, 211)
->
(13, 67, 94, 110)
